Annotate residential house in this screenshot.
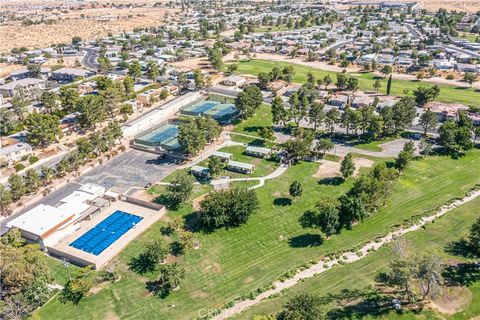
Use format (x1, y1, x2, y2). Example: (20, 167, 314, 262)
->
(0, 78, 46, 98)
(0, 141, 33, 164)
(51, 68, 93, 83)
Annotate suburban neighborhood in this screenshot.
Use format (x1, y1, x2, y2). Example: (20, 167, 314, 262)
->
(0, 0, 480, 319)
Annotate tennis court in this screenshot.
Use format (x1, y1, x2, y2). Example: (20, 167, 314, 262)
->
(134, 123, 181, 150)
(69, 210, 143, 256)
(181, 100, 238, 123)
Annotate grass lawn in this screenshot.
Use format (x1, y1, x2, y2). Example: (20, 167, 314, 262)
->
(254, 26, 290, 33)
(228, 60, 480, 106)
(352, 136, 397, 152)
(37, 149, 480, 320)
(194, 145, 278, 178)
(232, 104, 273, 138)
(237, 196, 480, 320)
(460, 33, 479, 42)
(45, 256, 81, 285)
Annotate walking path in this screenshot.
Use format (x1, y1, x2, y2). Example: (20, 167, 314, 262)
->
(210, 164, 289, 190)
(212, 188, 480, 320)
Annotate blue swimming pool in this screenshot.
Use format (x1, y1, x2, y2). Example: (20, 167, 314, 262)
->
(70, 211, 143, 256)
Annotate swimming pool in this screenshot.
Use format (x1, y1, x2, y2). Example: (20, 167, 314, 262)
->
(69, 211, 143, 256)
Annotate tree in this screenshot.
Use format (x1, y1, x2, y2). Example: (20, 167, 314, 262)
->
(199, 188, 259, 230)
(235, 85, 263, 119)
(128, 60, 142, 80)
(59, 266, 95, 305)
(129, 240, 168, 274)
(146, 61, 160, 81)
(75, 95, 107, 130)
(257, 72, 271, 90)
(193, 69, 205, 89)
(282, 130, 314, 162)
(123, 76, 135, 98)
(315, 138, 334, 156)
(340, 153, 355, 180)
(226, 64, 238, 75)
(27, 64, 41, 78)
(167, 172, 194, 205)
(23, 113, 60, 147)
(258, 126, 275, 141)
(0, 235, 52, 314)
(101, 85, 122, 118)
(338, 195, 368, 228)
(468, 216, 480, 255)
(300, 197, 339, 237)
(23, 169, 41, 194)
(413, 85, 440, 106)
(386, 74, 392, 95)
(271, 96, 288, 126)
(207, 48, 223, 71)
(289, 93, 307, 127)
(391, 96, 417, 133)
(0, 109, 18, 136)
(335, 73, 348, 90)
(323, 75, 333, 90)
(71, 36, 82, 45)
(0, 184, 12, 213)
(40, 165, 55, 186)
(380, 65, 392, 78)
(395, 141, 416, 170)
(10, 91, 29, 121)
(308, 102, 324, 131)
(8, 174, 25, 202)
(384, 240, 443, 303)
(373, 79, 381, 92)
(463, 72, 477, 87)
(146, 263, 186, 298)
(419, 109, 437, 136)
(277, 294, 326, 320)
(59, 86, 79, 112)
(208, 156, 224, 178)
(438, 120, 473, 154)
(40, 91, 59, 113)
(325, 108, 340, 133)
(289, 181, 303, 199)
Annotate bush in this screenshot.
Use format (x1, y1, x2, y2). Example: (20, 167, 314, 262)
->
(15, 163, 25, 172)
(28, 155, 39, 164)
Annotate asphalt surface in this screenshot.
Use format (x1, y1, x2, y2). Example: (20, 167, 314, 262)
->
(81, 48, 99, 71)
(0, 149, 177, 233)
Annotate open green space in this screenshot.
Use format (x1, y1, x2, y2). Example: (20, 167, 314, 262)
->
(228, 59, 480, 106)
(254, 26, 291, 33)
(460, 33, 479, 42)
(45, 256, 81, 285)
(352, 136, 396, 152)
(37, 149, 480, 320)
(232, 104, 273, 138)
(238, 196, 480, 320)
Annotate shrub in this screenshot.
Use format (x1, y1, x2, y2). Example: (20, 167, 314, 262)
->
(28, 155, 39, 164)
(15, 163, 25, 172)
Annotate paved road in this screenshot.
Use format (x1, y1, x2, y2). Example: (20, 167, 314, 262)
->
(81, 47, 99, 71)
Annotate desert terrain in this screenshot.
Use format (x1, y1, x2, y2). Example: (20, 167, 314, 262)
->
(0, 0, 179, 53)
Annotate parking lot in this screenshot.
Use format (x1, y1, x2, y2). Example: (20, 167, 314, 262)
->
(77, 149, 177, 193)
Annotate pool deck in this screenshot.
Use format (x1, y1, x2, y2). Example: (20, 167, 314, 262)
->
(48, 201, 165, 269)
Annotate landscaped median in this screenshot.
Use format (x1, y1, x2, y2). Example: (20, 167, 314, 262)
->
(36, 149, 480, 320)
(225, 59, 480, 106)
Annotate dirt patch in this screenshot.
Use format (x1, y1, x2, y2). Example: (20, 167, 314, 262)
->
(312, 160, 341, 179)
(89, 281, 110, 295)
(203, 261, 222, 274)
(105, 311, 119, 320)
(353, 158, 374, 177)
(244, 276, 254, 284)
(191, 290, 209, 299)
(192, 194, 207, 211)
(430, 286, 472, 315)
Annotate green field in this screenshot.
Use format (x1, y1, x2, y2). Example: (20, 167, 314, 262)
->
(460, 33, 479, 42)
(233, 104, 273, 138)
(37, 149, 480, 320)
(254, 26, 290, 33)
(238, 196, 480, 320)
(228, 60, 480, 106)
